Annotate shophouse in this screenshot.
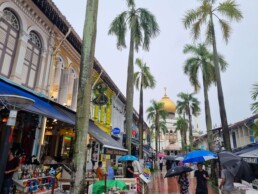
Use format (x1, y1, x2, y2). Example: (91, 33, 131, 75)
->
(0, 0, 150, 172)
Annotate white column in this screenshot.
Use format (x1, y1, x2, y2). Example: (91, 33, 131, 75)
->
(58, 68, 69, 105)
(10, 31, 29, 83)
(34, 52, 47, 93)
(71, 78, 79, 111)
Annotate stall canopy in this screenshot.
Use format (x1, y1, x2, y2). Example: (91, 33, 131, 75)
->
(131, 138, 153, 156)
(0, 77, 127, 153)
(234, 143, 258, 164)
(0, 78, 74, 124)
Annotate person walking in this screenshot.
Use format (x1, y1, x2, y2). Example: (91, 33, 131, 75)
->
(1, 150, 20, 194)
(165, 159, 172, 171)
(91, 151, 98, 170)
(126, 161, 134, 178)
(194, 163, 209, 194)
(107, 162, 115, 180)
(159, 157, 163, 172)
(96, 161, 106, 180)
(219, 166, 235, 194)
(178, 172, 189, 194)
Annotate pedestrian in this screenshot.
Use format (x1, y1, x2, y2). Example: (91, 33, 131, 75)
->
(178, 172, 189, 194)
(126, 161, 134, 178)
(194, 163, 209, 194)
(165, 159, 172, 171)
(159, 157, 163, 172)
(219, 165, 235, 194)
(107, 162, 115, 180)
(132, 160, 142, 193)
(91, 151, 98, 170)
(1, 150, 20, 194)
(96, 161, 106, 180)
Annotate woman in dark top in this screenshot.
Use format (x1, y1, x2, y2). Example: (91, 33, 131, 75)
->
(178, 172, 189, 194)
(126, 161, 134, 178)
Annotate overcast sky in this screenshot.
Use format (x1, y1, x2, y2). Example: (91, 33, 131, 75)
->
(52, 0, 258, 132)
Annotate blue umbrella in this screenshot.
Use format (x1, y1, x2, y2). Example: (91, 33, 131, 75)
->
(118, 154, 138, 161)
(183, 150, 217, 163)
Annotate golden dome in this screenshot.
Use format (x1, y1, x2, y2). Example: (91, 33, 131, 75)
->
(160, 88, 176, 113)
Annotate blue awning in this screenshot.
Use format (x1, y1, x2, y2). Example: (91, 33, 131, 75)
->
(0, 78, 128, 152)
(0, 79, 74, 125)
(234, 143, 258, 156)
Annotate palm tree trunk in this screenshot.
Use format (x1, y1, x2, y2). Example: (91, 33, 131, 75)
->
(210, 14, 231, 151)
(139, 83, 144, 159)
(203, 75, 217, 185)
(155, 115, 159, 168)
(188, 109, 193, 149)
(71, 1, 98, 193)
(159, 129, 161, 153)
(125, 28, 135, 154)
(202, 76, 213, 151)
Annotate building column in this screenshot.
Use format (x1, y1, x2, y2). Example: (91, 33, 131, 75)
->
(9, 31, 29, 83)
(34, 52, 47, 93)
(71, 78, 79, 111)
(58, 68, 69, 105)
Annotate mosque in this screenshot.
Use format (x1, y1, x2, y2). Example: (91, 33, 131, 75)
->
(151, 89, 203, 155)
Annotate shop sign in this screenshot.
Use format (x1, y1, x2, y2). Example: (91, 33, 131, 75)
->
(242, 157, 258, 164)
(112, 128, 120, 135)
(104, 148, 127, 155)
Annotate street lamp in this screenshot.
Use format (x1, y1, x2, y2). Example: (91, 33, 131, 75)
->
(0, 95, 34, 189)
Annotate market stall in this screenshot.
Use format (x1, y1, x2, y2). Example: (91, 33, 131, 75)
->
(13, 164, 61, 193)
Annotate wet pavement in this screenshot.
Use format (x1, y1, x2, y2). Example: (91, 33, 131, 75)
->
(147, 170, 219, 194)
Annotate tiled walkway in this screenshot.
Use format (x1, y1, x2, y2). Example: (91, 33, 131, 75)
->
(148, 170, 219, 194)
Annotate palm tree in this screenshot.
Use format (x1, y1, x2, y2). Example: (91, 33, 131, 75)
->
(177, 92, 200, 148)
(134, 58, 156, 159)
(183, 0, 243, 151)
(183, 43, 228, 151)
(108, 0, 159, 154)
(150, 120, 168, 153)
(72, 1, 98, 193)
(251, 83, 258, 114)
(174, 117, 188, 153)
(146, 100, 168, 158)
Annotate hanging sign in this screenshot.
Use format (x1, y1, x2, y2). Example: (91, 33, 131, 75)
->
(112, 128, 120, 135)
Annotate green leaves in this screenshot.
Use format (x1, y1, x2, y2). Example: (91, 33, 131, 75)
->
(218, 19, 231, 43)
(250, 83, 258, 114)
(108, 3, 159, 52)
(108, 11, 128, 50)
(134, 58, 156, 90)
(217, 0, 243, 22)
(183, 0, 242, 44)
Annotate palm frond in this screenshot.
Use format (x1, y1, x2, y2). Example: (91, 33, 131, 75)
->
(217, 0, 243, 22)
(191, 18, 202, 40)
(218, 19, 231, 43)
(131, 15, 142, 52)
(126, 0, 135, 8)
(138, 8, 160, 51)
(183, 9, 202, 29)
(134, 71, 141, 90)
(217, 53, 228, 72)
(205, 20, 213, 44)
(108, 11, 128, 49)
(251, 84, 258, 100)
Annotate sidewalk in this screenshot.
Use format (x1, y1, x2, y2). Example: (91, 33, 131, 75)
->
(147, 170, 219, 194)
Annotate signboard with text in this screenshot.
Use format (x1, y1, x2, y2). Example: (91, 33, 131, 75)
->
(104, 148, 127, 155)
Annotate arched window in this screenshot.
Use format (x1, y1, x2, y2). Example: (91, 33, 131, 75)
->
(0, 8, 20, 77)
(22, 31, 42, 89)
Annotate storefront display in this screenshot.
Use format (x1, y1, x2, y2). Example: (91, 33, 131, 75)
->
(13, 165, 61, 193)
